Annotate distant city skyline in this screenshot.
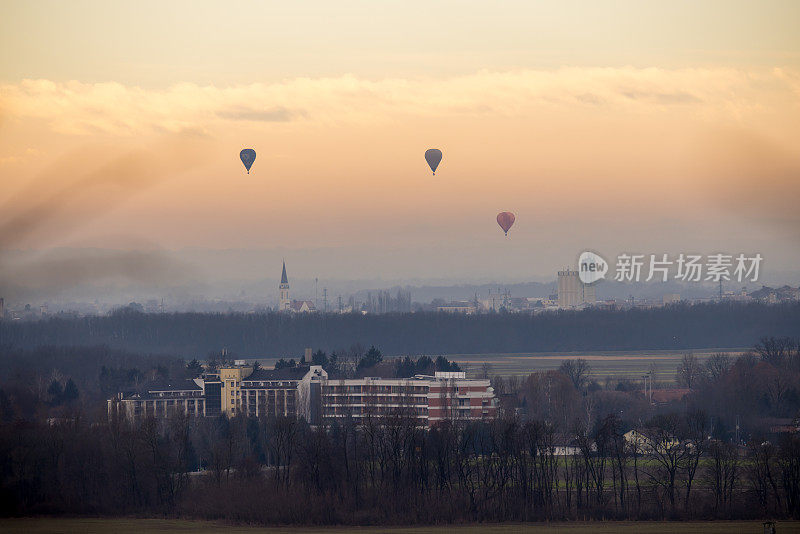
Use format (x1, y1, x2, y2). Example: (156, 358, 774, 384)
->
(1, 245, 797, 316)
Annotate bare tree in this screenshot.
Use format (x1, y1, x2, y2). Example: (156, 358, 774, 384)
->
(754, 337, 797, 367)
(705, 353, 732, 382)
(480, 363, 493, 379)
(778, 434, 800, 518)
(559, 359, 591, 391)
(708, 440, 739, 516)
(748, 440, 782, 515)
(682, 409, 708, 512)
(675, 353, 704, 389)
(644, 413, 691, 513)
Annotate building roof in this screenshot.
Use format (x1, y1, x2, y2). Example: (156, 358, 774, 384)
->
(290, 300, 316, 312)
(147, 379, 202, 392)
(242, 366, 311, 382)
(122, 390, 205, 401)
(281, 261, 288, 284)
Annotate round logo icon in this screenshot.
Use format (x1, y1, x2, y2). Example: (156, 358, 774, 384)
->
(578, 251, 608, 284)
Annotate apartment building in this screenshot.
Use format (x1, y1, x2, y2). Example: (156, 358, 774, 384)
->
(320, 372, 496, 426)
(108, 379, 207, 419)
(109, 364, 328, 422)
(240, 365, 327, 422)
(109, 366, 496, 428)
(219, 365, 252, 416)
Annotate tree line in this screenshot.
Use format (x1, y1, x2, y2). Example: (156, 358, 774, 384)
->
(1, 301, 799, 357)
(1, 405, 799, 522)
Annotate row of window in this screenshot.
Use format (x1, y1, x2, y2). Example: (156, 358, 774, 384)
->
(125, 400, 205, 417)
(150, 391, 202, 398)
(323, 385, 430, 394)
(322, 395, 428, 405)
(242, 381, 297, 387)
(323, 406, 429, 416)
(131, 399, 203, 407)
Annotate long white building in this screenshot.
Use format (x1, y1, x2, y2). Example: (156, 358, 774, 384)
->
(109, 366, 497, 427)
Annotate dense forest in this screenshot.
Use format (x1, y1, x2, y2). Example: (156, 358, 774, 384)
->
(2, 302, 799, 357)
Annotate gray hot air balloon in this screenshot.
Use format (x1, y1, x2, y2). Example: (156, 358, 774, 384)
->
(425, 148, 442, 175)
(240, 149, 256, 173)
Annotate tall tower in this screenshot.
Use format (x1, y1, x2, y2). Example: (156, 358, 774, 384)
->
(279, 261, 290, 311)
(557, 268, 595, 308)
(558, 269, 581, 307)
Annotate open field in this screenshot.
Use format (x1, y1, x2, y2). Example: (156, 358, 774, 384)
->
(1, 519, 798, 534)
(448, 349, 746, 381)
(246, 348, 745, 384)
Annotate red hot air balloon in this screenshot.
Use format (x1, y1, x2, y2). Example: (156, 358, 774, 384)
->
(496, 212, 515, 236)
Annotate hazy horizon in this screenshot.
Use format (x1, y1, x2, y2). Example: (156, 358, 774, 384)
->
(2, 1, 799, 305)
(1, 246, 798, 311)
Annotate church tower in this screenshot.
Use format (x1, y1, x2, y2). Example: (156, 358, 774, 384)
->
(279, 261, 290, 311)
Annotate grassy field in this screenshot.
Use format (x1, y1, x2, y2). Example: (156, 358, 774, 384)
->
(248, 348, 745, 384)
(448, 349, 746, 381)
(1, 518, 797, 534)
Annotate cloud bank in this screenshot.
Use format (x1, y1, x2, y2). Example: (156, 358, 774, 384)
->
(2, 67, 798, 135)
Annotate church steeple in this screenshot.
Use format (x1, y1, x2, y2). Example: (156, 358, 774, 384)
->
(279, 261, 290, 311)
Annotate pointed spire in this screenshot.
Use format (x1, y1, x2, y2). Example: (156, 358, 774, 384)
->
(281, 261, 288, 284)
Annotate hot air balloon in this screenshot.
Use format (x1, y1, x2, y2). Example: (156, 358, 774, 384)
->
(240, 149, 256, 173)
(425, 149, 442, 175)
(497, 212, 515, 236)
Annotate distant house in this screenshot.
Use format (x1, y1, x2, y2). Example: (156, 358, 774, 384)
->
(289, 300, 316, 313)
(552, 445, 582, 456)
(749, 285, 800, 303)
(624, 429, 680, 454)
(436, 302, 476, 314)
(624, 430, 652, 451)
(765, 417, 800, 435)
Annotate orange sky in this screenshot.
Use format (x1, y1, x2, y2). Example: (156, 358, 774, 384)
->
(0, 2, 799, 282)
